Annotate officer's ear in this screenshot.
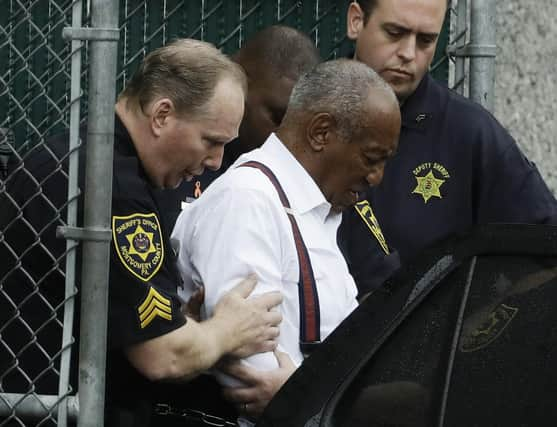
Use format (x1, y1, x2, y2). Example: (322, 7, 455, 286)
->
(347, 2, 365, 41)
(307, 112, 336, 153)
(150, 98, 174, 137)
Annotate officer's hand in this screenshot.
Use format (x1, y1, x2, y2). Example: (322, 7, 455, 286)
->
(221, 350, 296, 417)
(213, 274, 282, 358)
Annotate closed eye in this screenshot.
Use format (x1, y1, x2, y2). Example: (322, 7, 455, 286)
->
(383, 23, 409, 39)
(418, 33, 438, 45)
(365, 154, 389, 166)
(204, 138, 226, 147)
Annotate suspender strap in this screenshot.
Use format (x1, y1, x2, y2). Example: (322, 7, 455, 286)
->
(238, 161, 321, 353)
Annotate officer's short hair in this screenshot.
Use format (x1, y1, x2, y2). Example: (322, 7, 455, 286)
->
(236, 25, 321, 80)
(356, 0, 449, 24)
(285, 59, 396, 142)
(120, 38, 247, 117)
(355, 0, 377, 22)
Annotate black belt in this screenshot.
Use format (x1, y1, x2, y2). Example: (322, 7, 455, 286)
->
(152, 403, 237, 426)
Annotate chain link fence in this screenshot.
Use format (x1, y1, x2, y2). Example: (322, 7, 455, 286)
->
(0, 1, 480, 425)
(1, 2, 81, 426)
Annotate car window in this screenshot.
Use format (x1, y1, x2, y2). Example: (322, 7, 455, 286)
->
(328, 254, 557, 427)
(330, 258, 476, 427)
(257, 225, 557, 427)
(444, 255, 557, 426)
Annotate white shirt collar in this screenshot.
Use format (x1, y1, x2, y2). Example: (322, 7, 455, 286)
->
(239, 133, 332, 218)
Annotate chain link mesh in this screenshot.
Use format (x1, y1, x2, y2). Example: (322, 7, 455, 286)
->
(1, 1, 79, 425)
(1, 1, 464, 425)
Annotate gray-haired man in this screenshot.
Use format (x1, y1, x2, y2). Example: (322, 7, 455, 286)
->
(172, 58, 401, 420)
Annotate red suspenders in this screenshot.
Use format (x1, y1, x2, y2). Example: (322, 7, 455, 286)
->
(238, 161, 321, 355)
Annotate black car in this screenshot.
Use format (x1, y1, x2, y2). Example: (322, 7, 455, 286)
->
(258, 224, 557, 427)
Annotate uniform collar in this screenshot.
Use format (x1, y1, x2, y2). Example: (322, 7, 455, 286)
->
(114, 113, 152, 185)
(400, 73, 436, 132)
(346, 46, 437, 132)
(220, 143, 235, 171)
(248, 133, 332, 218)
(114, 113, 137, 156)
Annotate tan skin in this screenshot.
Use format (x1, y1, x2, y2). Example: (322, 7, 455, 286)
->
(114, 77, 284, 382)
(347, 0, 447, 102)
(223, 86, 401, 417)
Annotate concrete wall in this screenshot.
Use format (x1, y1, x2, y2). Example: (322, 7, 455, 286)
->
(494, 0, 557, 194)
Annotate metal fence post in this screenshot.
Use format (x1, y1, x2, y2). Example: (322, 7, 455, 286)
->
(58, 2, 84, 426)
(469, 0, 497, 110)
(77, 0, 119, 426)
(452, 0, 468, 95)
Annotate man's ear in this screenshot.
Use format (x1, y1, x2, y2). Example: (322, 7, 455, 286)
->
(347, 2, 365, 41)
(149, 98, 174, 137)
(307, 112, 335, 153)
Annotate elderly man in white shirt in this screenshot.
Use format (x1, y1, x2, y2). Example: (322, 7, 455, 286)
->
(171, 58, 401, 420)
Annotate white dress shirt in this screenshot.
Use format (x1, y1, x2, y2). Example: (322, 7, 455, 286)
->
(171, 133, 358, 383)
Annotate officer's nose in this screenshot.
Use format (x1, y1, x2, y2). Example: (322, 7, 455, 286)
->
(397, 35, 417, 62)
(366, 165, 385, 187)
(204, 145, 224, 171)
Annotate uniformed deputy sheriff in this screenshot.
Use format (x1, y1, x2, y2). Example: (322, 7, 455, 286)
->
(341, 0, 557, 277)
(0, 39, 283, 427)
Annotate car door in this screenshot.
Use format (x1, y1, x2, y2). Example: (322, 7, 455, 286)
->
(256, 224, 557, 427)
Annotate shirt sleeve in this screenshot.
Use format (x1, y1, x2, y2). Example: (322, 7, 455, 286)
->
(473, 115, 557, 225)
(108, 192, 186, 349)
(172, 184, 289, 385)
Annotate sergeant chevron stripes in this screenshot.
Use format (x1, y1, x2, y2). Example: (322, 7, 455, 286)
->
(138, 287, 172, 328)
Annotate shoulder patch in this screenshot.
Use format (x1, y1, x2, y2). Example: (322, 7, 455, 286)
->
(354, 200, 390, 255)
(112, 212, 164, 282)
(137, 287, 172, 329)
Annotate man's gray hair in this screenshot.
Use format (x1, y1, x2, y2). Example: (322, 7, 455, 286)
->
(286, 58, 395, 141)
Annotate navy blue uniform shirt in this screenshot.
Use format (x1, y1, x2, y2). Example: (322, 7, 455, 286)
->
(108, 117, 186, 349)
(105, 117, 193, 422)
(344, 73, 557, 267)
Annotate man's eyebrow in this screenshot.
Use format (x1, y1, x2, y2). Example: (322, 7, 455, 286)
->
(203, 131, 237, 143)
(382, 22, 411, 33)
(418, 30, 440, 39)
(364, 147, 393, 158)
(382, 22, 439, 38)
(204, 132, 231, 142)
